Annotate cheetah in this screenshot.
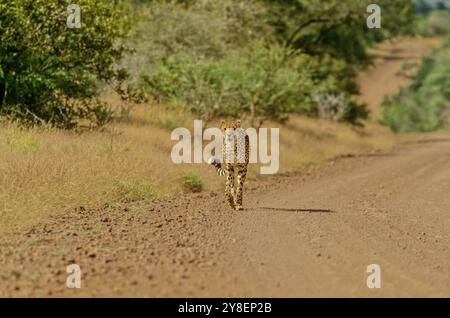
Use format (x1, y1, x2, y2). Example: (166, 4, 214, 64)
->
(208, 120, 249, 211)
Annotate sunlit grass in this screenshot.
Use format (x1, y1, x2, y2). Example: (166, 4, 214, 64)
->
(0, 101, 395, 234)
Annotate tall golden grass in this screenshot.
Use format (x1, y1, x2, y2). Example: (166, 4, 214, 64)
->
(0, 102, 395, 234)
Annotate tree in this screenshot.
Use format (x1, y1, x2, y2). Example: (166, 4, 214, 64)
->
(264, 0, 415, 65)
(415, 0, 433, 14)
(0, 0, 130, 128)
(134, 0, 415, 125)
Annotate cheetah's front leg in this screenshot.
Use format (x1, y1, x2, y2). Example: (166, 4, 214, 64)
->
(234, 166, 247, 211)
(225, 164, 235, 209)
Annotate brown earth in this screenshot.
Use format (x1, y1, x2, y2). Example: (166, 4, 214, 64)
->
(0, 38, 448, 297)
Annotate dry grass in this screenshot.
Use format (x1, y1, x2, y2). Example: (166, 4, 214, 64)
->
(0, 102, 395, 234)
(281, 116, 394, 169)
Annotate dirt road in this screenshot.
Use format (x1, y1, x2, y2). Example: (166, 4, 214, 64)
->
(227, 135, 450, 297)
(1, 134, 449, 297)
(0, 38, 448, 297)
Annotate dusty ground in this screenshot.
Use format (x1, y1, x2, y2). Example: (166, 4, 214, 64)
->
(1, 133, 449, 297)
(0, 38, 448, 297)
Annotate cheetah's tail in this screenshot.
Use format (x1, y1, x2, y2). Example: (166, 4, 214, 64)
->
(208, 157, 226, 176)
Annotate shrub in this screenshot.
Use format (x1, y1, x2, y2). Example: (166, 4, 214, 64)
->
(128, 0, 416, 125)
(115, 180, 158, 201)
(181, 172, 204, 193)
(127, 0, 269, 61)
(140, 43, 315, 126)
(381, 37, 450, 132)
(5, 125, 38, 153)
(0, 0, 130, 128)
(416, 10, 450, 36)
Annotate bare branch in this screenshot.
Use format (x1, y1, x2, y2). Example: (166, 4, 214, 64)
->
(285, 18, 330, 48)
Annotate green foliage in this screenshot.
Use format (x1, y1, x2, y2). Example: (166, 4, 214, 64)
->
(132, 0, 415, 125)
(141, 43, 315, 125)
(414, 0, 450, 14)
(128, 0, 269, 59)
(115, 180, 158, 201)
(1, 0, 417, 128)
(414, 0, 433, 14)
(381, 37, 450, 132)
(265, 0, 415, 64)
(181, 172, 204, 193)
(416, 10, 450, 36)
(0, 0, 130, 128)
(5, 125, 38, 153)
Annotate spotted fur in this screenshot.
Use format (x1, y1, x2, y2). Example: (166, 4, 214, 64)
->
(209, 120, 249, 211)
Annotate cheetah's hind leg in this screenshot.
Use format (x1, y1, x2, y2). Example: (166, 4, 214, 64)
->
(225, 165, 236, 209)
(234, 165, 247, 211)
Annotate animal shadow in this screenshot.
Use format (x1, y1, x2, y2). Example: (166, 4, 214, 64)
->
(259, 206, 334, 213)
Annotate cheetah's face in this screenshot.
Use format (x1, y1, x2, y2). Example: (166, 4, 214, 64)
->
(221, 119, 242, 142)
(221, 120, 241, 132)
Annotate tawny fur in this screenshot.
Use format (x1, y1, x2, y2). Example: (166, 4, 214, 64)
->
(209, 120, 249, 211)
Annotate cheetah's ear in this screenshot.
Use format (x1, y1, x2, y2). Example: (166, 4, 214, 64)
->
(236, 119, 241, 127)
(220, 120, 225, 129)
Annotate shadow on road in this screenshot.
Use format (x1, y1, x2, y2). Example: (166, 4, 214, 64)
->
(404, 138, 450, 144)
(259, 207, 335, 213)
(333, 152, 395, 160)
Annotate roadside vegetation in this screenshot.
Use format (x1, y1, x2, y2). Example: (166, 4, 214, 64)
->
(2, 0, 416, 128)
(0, 111, 394, 234)
(128, 0, 416, 126)
(0, 0, 133, 128)
(381, 9, 450, 132)
(0, 0, 439, 233)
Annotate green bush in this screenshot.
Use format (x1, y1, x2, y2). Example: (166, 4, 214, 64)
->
(115, 180, 158, 201)
(130, 0, 415, 125)
(141, 43, 316, 126)
(381, 37, 450, 132)
(0, 0, 130, 128)
(416, 10, 450, 36)
(127, 0, 269, 61)
(5, 125, 38, 153)
(1, 0, 417, 127)
(181, 172, 204, 193)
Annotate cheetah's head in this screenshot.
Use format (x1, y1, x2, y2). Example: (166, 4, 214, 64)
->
(221, 119, 242, 143)
(220, 119, 241, 131)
